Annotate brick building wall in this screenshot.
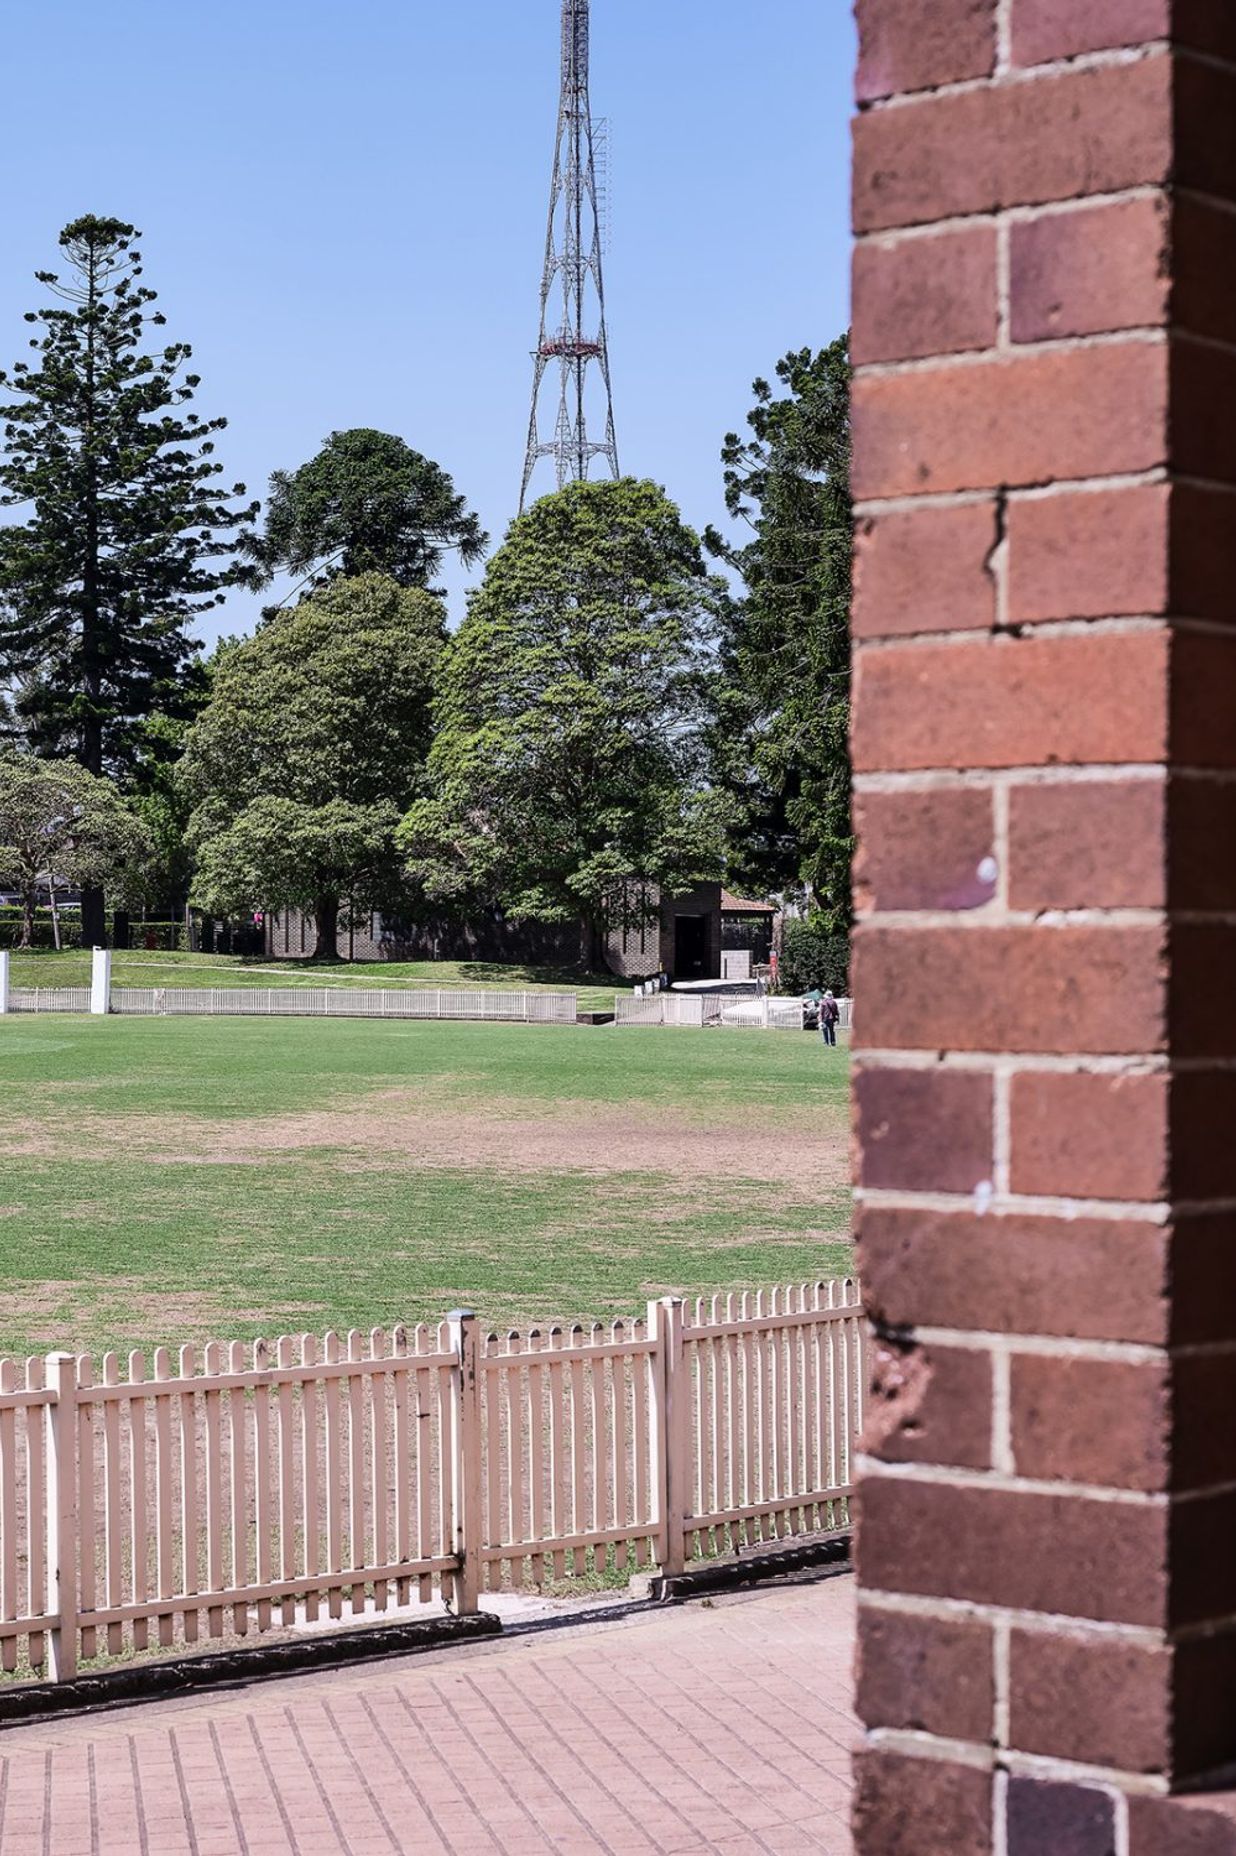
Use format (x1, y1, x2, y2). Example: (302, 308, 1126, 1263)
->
(850, 3, 1236, 1851)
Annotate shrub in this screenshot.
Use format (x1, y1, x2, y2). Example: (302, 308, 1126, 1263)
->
(778, 917, 850, 995)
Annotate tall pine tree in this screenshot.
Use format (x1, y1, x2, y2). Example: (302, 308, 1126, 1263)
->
(706, 338, 853, 927)
(0, 215, 256, 941)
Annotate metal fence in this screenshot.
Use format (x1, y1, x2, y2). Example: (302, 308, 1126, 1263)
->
(0, 1279, 864, 1682)
(6, 986, 578, 1024)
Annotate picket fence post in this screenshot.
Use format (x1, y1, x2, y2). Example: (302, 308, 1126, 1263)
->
(447, 1310, 482, 1615)
(45, 1350, 79, 1681)
(648, 1296, 687, 1578)
(0, 948, 9, 1014)
(89, 947, 111, 1016)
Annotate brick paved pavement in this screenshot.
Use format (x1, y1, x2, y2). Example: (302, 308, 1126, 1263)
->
(0, 1572, 856, 1856)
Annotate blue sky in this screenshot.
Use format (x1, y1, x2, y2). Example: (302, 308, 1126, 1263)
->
(1, 0, 856, 640)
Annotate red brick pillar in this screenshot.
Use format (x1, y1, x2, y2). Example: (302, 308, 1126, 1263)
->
(849, 4, 1236, 1851)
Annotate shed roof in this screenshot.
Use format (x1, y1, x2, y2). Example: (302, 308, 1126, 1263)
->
(720, 890, 777, 914)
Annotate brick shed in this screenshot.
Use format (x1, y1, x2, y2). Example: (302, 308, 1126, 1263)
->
(849, 2, 1236, 1851)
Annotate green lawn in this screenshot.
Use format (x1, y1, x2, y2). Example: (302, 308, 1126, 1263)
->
(6, 949, 623, 1011)
(0, 1016, 851, 1360)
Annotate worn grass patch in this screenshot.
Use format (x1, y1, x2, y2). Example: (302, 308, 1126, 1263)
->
(0, 1016, 851, 1357)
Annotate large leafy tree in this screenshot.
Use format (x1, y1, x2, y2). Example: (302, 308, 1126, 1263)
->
(180, 573, 445, 958)
(247, 428, 487, 595)
(0, 215, 256, 941)
(399, 478, 725, 962)
(706, 339, 853, 924)
(0, 749, 153, 947)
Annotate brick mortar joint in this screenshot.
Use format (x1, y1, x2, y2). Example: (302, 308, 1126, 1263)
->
(858, 42, 1169, 116)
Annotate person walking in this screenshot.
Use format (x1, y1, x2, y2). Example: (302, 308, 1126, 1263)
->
(821, 989, 840, 1047)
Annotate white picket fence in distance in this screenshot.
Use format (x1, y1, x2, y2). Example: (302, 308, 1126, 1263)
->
(7, 988, 91, 1015)
(5, 986, 578, 1024)
(0, 1280, 865, 1682)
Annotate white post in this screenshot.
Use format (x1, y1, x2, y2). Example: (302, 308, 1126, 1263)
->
(89, 946, 111, 1016)
(447, 1310, 482, 1616)
(45, 1351, 79, 1681)
(649, 1296, 686, 1578)
(0, 949, 9, 1015)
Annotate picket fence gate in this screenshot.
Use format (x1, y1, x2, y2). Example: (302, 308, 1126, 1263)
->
(0, 1280, 864, 1684)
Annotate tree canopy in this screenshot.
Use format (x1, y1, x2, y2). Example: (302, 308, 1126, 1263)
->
(706, 339, 853, 924)
(399, 478, 726, 957)
(180, 573, 446, 957)
(247, 428, 487, 595)
(0, 748, 153, 946)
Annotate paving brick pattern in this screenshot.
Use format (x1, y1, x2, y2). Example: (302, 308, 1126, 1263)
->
(0, 1575, 857, 1855)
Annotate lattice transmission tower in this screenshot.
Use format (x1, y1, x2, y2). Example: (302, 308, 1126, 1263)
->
(520, 0, 619, 511)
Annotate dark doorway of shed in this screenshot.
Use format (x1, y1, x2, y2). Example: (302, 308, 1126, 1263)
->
(673, 914, 709, 981)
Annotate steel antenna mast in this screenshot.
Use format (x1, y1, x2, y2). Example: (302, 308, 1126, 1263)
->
(520, 0, 619, 510)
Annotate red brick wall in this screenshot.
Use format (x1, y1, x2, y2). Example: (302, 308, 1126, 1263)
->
(850, 3, 1236, 1848)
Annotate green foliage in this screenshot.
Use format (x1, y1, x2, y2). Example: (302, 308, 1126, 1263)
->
(777, 915, 850, 997)
(247, 428, 487, 594)
(0, 216, 256, 779)
(0, 749, 153, 945)
(706, 338, 853, 923)
(400, 478, 727, 945)
(180, 573, 446, 951)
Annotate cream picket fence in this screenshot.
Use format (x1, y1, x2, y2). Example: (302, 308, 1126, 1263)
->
(0, 1280, 864, 1683)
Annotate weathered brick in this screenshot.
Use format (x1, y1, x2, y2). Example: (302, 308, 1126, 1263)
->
(1011, 196, 1169, 343)
(854, 1064, 994, 1192)
(856, 1475, 1168, 1624)
(1173, 1350, 1236, 1492)
(853, 502, 997, 639)
(853, 631, 1169, 774)
(1171, 335, 1236, 487)
(1007, 779, 1166, 910)
(1011, 0, 1168, 65)
(1172, 632, 1236, 771)
(854, 1750, 992, 1856)
(853, 922, 1166, 1055)
(865, 1337, 994, 1470)
(1009, 1630, 1170, 1773)
(1011, 1354, 1168, 1490)
(1171, 484, 1236, 628)
(852, 341, 1168, 499)
(1169, 777, 1236, 912)
(857, 0, 996, 102)
(858, 1204, 1170, 1345)
(1006, 1779, 1118, 1856)
(1007, 483, 1170, 624)
(1173, 1212, 1236, 1348)
(1171, 1490, 1236, 1629)
(1176, 58, 1236, 207)
(853, 227, 998, 365)
(1129, 1794, 1236, 1856)
(853, 56, 1171, 233)
(853, 341, 1158, 497)
(1174, 1634, 1236, 1780)
(1172, 1072, 1236, 1201)
(1010, 1070, 1168, 1201)
(852, 788, 996, 912)
(1174, 194, 1236, 349)
(857, 1607, 994, 1740)
(1171, 925, 1236, 1059)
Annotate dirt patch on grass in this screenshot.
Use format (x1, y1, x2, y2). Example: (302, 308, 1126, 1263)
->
(26, 1087, 846, 1192)
(1, 1281, 330, 1350)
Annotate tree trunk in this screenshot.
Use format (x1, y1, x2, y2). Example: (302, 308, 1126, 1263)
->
(310, 894, 340, 961)
(19, 888, 35, 950)
(80, 885, 107, 948)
